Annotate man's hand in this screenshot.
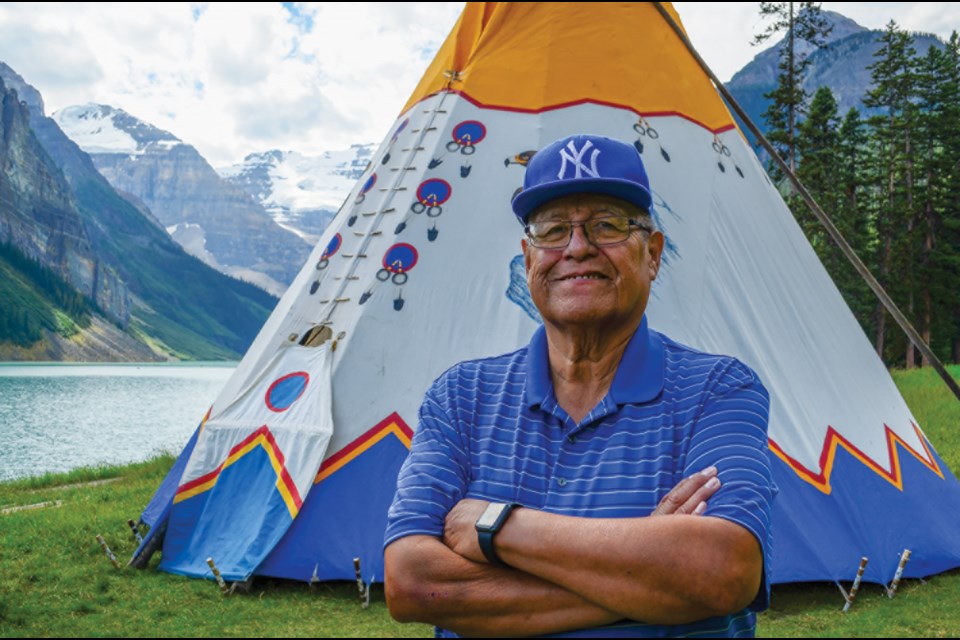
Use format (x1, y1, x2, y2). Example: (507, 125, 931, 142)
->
(443, 497, 490, 563)
(653, 466, 721, 516)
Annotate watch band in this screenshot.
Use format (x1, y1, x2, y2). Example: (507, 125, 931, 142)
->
(475, 502, 519, 566)
(477, 527, 503, 566)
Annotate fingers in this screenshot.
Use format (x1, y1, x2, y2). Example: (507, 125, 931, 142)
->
(653, 466, 721, 516)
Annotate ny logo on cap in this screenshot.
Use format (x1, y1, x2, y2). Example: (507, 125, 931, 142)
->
(557, 140, 600, 179)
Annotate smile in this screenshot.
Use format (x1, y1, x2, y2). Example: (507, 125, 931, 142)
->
(558, 274, 607, 281)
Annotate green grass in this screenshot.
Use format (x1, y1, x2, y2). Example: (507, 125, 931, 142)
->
(760, 574, 960, 637)
(0, 367, 957, 637)
(0, 457, 429, 638)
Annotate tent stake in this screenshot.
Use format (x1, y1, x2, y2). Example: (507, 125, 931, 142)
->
(353, 557, 370, 609)
(127, 519, 143, 546)
(837, 556, 868, 612)
(206, 557, 230, 595)
(96, 534, 121, 569)
(885, 549, 912, 598)
(652, 2, 960, 404)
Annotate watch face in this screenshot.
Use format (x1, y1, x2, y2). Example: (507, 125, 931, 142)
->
(476, 503, 508, 530)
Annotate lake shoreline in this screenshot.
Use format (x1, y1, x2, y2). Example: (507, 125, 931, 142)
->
(0, 362, 235, 482)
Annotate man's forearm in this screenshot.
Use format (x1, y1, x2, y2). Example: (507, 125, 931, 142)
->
(494, 510, 762, 625)
(385, 535, 622, 637)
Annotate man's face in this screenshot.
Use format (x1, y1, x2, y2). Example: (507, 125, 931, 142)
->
(522, 194, 664, 332)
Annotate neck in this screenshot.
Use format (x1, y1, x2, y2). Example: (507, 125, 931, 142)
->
(543, 317, 642, 423)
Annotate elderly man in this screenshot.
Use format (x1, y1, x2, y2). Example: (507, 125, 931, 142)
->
(384, 133, 776, 637)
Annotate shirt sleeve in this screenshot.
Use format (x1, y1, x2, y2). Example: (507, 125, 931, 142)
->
(384, 368, 472, 548)
(682, 358, 778, 613)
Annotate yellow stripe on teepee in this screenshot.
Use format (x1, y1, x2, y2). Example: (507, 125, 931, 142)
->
(403, 2, 735, 132)
(173, 433, 301, 519)
(315, 421, 412, 483)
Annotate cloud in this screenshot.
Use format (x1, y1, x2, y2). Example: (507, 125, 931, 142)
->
(234, 91, 355, 145)
(673, 2, 762, 82)
(896, 2, 960, 38)
(195, 3, 298, 87)
(11, 2, 959, 170)
(0, 6, 104, 108)
(825, 2, 960, 38)
(0, 2, 463, 165)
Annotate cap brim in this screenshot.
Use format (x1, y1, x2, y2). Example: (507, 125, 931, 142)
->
(512, 178, 653, 223)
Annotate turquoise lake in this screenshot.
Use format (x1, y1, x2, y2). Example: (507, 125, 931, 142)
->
(0, 363, 236, 482)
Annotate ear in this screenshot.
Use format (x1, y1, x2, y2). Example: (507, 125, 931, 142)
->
(522, 237, 532, 272)
(646, 231, 665, 280)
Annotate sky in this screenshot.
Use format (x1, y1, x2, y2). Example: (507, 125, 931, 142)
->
(1, 2, 958, 168)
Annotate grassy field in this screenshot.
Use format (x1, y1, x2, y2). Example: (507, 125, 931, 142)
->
(1, 366, 958, 637)
(0, 458, 428, 638)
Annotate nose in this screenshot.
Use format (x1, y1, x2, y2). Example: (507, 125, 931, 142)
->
(563, 223, 598, 259)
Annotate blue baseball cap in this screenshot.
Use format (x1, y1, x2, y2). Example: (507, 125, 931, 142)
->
(511, 133, 653, 224)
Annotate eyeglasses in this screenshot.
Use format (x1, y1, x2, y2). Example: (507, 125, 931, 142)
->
(524, 216, 653, 249)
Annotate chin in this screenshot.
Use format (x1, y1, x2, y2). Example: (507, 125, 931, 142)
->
(545, 308, 618, 327)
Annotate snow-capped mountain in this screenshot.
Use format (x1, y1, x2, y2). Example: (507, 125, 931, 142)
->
(53, 103, 183, 155)
(219, 145, 375, 244)
(53, 104, 311, 296)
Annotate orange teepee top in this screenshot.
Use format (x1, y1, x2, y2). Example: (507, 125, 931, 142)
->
(402, 2, 735, 132)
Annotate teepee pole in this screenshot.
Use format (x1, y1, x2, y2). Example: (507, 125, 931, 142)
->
(885, 549, 912, 597)
(206, 557, 230, 594)
(96, 534, 121, 569)
(653, 2, 960, 404)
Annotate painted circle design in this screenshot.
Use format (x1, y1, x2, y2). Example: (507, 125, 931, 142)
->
(321, 233, 342, 260)
(452, 120, 486, 146)
(265, 372, 310, 413)
(416, 179, 452, 206)
(382, 243, 419, 274)
(360, 173, 377, 196)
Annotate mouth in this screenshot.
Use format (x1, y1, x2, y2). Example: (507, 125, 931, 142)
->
(556, 273, 609, 282)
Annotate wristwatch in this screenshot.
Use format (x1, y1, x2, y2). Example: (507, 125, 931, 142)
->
(475, 502, 520, 566)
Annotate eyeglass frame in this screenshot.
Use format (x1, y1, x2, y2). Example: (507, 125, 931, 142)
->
(523, 215, 654, 249)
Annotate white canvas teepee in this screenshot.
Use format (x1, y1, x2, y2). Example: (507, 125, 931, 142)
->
(134, 2, 960, 585)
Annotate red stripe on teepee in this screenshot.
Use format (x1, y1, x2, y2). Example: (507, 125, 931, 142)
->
(402, 89, 739, 136)
(770, 422, 944, 494)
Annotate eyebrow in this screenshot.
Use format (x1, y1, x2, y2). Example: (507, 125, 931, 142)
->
(530, 207, 632, 222)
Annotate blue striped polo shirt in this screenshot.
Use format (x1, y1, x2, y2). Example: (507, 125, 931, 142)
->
(385, 316, 776, 637)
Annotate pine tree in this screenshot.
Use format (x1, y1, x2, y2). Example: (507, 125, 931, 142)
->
(795, 88, 876, 342)
(835, 107, 875, 336)
(947, 35, 960, 364)
(917, 32, 960, 364)
(862, 20, 919, 365)
(796, 86, 840, 254)
(754, 2, 832, 176)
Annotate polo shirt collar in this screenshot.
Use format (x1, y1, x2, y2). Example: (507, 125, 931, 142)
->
(524, 315, 665, 409)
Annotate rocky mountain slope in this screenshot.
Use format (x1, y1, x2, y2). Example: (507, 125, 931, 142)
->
(53, 104, 311, 296)
(0, 76, 129, 323)
(0, 62, 277, 360)
(727, 11, 944, 139)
